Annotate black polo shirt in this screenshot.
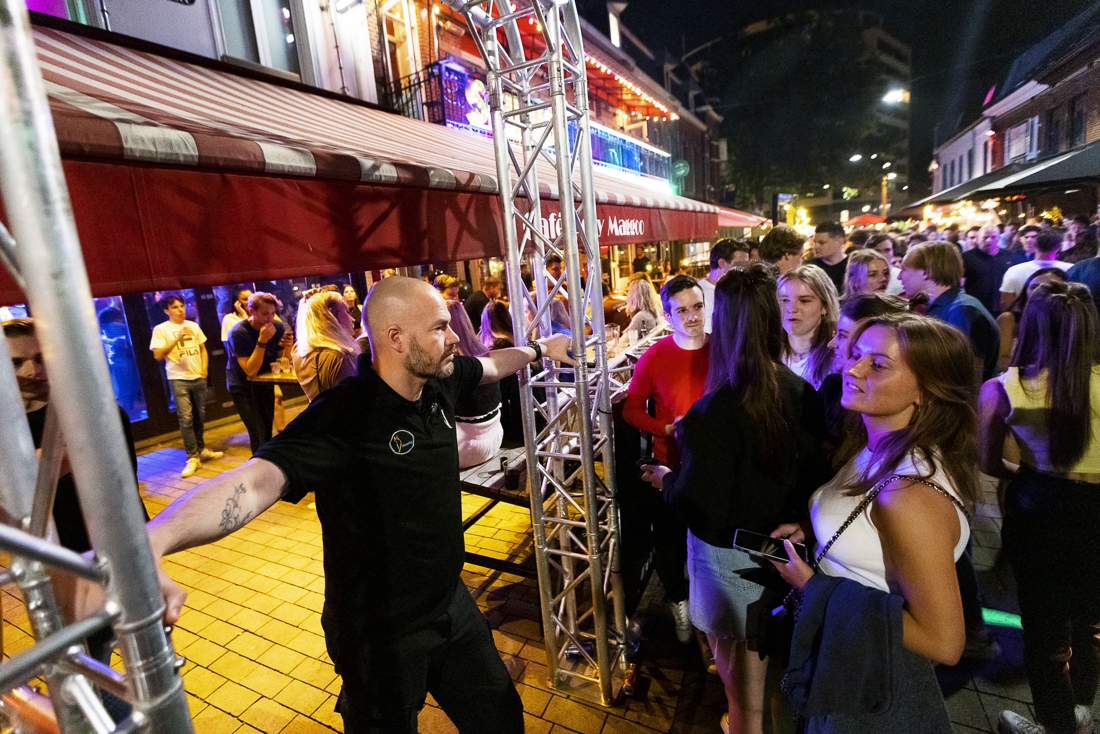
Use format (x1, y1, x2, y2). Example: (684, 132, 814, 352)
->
(254, 354, 484, 636)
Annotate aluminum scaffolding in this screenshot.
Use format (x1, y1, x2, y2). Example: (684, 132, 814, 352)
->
(441, 0, 628, 706)
(0, 0, 192, 730)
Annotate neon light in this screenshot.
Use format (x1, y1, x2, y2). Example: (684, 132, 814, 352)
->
(982, 608, 1022, 629)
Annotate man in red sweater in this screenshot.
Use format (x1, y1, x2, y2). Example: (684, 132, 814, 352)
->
(623, 275, 710, 644)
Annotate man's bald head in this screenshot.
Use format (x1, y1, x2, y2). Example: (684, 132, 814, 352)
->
(365, 276, 440, 340)
(365, 276, 458, 379)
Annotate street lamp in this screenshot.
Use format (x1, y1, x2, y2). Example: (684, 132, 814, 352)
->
(882, 89, 910, 104)
(849, 154, 862, 162)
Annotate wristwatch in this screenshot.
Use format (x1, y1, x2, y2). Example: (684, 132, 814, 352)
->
(527, 340, 543, 363)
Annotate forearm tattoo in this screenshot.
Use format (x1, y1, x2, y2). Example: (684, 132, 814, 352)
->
(219, 484, 253, 533)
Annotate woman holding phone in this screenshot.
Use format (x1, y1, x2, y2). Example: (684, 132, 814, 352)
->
(979, 281, 1100, 734)
(773, 313, 978, 732)
(644, 263, 825, 734)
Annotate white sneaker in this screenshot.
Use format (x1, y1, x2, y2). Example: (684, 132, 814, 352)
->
(1077, 705, 1095, 734)
(199, 448, 224, 461)
(671, 599, 693, 644)
(181, 457, 201, 478)
(999, 710, 1045, 734)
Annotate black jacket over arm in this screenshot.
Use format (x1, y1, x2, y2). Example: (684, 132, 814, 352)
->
(663, 366, 825, 547)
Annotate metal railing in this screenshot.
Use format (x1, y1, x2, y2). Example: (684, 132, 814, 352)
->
(376, 62, 448, 125)
(0, 0, 192, 730)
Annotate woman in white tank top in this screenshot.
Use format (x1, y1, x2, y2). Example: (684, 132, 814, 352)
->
(979, 281, 1100, 734)
(772, 313, 980, 732)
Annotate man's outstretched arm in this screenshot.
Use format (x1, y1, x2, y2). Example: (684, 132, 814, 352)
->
(478, 333, 574, 384)
(147, 458, 287, 559)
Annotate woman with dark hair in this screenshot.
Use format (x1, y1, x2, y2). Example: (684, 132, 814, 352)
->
(773, 313, 978, 732)
(481, 299, 514, 350)
(995, 267, 1068, 372)
(980, 281, 1100, 734)
(778, 264, 839, 389)
(643, 263, 825, 734)
(479, 300, 523, 444)
(819, 293, 909, 447)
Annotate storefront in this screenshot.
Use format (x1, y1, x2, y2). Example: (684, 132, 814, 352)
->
(0, 17, 725, 440)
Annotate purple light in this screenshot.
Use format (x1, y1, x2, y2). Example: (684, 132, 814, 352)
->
(27, 0, 68, 17)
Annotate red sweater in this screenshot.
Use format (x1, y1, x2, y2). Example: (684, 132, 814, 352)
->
(623, 335, 710, 466)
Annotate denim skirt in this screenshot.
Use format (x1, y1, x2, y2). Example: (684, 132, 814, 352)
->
(687, 531, 784, 641)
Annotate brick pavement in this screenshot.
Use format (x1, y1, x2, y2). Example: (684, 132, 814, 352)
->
(1, 404, 1095, 733)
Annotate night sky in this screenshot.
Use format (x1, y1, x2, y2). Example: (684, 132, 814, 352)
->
(618, 0, 1093, 195)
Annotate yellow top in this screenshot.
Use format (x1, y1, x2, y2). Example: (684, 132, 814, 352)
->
(1000, 365, 1100, 474)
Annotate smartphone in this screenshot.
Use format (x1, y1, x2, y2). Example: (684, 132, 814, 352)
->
(733, 529, 809, 564)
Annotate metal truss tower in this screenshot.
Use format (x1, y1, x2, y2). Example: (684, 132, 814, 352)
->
(0, 0, 193, 730)
(442, 0, 628, 706)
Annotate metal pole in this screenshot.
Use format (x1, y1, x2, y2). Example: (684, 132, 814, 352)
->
(445, 0, 624, 705)
(561, 0, 627, 645)
(0, 2, 192, 730)
(540, 6, 614, 705)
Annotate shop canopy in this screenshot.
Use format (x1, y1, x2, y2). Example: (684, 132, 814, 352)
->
(845, 214, 885, 227)
(717, 207, 769, 229)
(970, 140, 1100, 196)
(905, 162, 1032, 209)
(0, 18, 723, 304)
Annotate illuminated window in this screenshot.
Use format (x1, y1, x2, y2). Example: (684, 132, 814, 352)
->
(379, 0, 421, 84)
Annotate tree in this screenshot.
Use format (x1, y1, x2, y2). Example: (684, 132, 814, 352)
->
(712, 11, 907, 213)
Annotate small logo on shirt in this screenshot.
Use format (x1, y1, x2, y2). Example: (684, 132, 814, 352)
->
(389, 430, 415, 455)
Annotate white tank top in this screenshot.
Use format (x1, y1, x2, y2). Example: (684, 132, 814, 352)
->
(809, 448, 970, 594)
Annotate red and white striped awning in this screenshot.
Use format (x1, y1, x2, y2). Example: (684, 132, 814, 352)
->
(717, 207, 769, 229)
(0, 21, 723, 302)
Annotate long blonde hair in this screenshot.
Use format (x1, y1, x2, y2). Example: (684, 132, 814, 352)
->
(777, 264, 839, 389)
(296, 291, 360, 359)
(626, 278, 661, 318)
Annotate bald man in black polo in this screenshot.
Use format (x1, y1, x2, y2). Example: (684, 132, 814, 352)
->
(143, 277, 573, 733)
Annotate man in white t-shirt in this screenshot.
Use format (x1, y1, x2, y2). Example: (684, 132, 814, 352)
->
(151, 294, 223, 478)
(220, 286, 252, 344)
(999, 230, 1073, 312)
(699, 239, 749, 333)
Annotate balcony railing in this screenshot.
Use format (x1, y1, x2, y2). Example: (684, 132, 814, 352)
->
(378, 61, 672, 184)
(377, 62, 449, 126)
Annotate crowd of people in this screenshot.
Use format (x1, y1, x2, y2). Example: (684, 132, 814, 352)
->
(7, 208, 1099, 734)
(622, 210, 1100, 734)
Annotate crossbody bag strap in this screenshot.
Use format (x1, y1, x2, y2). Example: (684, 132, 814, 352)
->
(814, 473, 969, 568)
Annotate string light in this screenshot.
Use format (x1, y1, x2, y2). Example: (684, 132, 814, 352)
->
(582, 54, 671, 115)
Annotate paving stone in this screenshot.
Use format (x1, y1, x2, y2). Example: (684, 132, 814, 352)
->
(945, 687, 993, 731)
(206, 680, 261, 717)
(543, 696, 608, 734)
(240, 664, 294, 699)
(281, 714, 339, 733)
(191, 704, 242, 734)
(239, 696, 297, 732)
(274, 679, 330, 716)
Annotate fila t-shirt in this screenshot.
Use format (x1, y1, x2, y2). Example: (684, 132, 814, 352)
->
(149, 320, 206, 381)
(254, 354, 483, 635)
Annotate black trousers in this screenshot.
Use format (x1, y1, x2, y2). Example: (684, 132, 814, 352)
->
(229, 384, 274, 454)
(648, 486, 689, 603)
(1003, 469, 1100, 734)
(327, 583, 524, 734)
